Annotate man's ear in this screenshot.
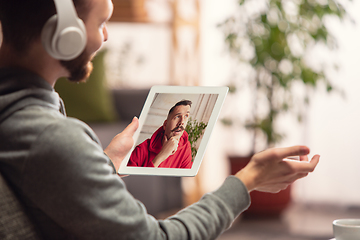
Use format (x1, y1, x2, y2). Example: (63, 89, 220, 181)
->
(163, 120, 167, 130)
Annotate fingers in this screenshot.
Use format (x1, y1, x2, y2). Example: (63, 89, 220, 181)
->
(256, 172, 309, 193)
(169, 137, 179, 154)
(240, 146, 319, 193)
(253, 146, 311, 164)
(284, 154, 320, 173)
(122, 117, 139, 137)
(282, 172, 309, 184)
(163, 134, 168, 144)
(309, 154, 320, 171)
(299, 154, 308, 162)
(275, 145, 310, 159)
(257, 184, 289, 193)
(117, 173, 129, 178)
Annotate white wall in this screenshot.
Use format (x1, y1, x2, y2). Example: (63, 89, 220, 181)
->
(103, 23, 171, 88)
(194, 0, 239, 193)
(292, 0, 360, 206)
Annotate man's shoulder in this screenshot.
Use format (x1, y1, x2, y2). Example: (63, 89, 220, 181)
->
(19, 105, 91, 131)
(9, 105, 99, 147)
(23, 112, 103, 166)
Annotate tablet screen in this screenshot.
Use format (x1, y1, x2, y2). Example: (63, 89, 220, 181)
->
(118, 86, 228, 176)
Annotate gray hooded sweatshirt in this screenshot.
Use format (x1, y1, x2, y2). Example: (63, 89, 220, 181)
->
(0, 67, 250, 240)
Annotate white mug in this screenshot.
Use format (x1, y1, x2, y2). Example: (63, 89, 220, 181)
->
(333, 219, 360, 240)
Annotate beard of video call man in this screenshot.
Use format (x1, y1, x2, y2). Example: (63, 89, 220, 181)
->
(128, 100, 193, 168)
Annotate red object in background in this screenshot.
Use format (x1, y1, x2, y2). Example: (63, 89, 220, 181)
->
(229, 156, 291, 218)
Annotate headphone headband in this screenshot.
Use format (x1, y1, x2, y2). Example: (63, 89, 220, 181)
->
(53, 0, 80, 31)
(41, 0, 87, 60)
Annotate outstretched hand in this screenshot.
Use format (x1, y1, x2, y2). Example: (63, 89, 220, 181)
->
(235, 146, 320, 193)
(104, 117, 139, 171)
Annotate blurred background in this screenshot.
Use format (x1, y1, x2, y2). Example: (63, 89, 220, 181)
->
(57, 0, 360, 239)
(2, 0, 359, 239)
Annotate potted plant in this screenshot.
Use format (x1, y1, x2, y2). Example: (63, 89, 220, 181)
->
(218, 0, 348, 217)
(186, 118, 208, 161)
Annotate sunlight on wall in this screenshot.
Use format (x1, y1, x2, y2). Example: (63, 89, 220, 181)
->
(293, 0, 360, 205)
(103, 23, 171, 88)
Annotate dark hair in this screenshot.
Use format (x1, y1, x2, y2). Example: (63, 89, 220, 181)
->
(0, 0, 90, 54)
(168, 100, 192, 115)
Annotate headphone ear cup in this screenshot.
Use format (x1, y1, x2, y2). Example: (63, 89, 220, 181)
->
(75, 18, 86, 49)
(41, 15, 87, 60)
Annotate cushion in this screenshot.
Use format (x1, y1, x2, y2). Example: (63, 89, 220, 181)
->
(55, 49, 118, 123)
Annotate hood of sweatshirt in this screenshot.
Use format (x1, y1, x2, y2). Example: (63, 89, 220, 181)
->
(0, 67, 63, 123)
(148, 126, 190, 154)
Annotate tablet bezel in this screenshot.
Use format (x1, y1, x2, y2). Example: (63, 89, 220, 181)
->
(118, 85, 228, 177)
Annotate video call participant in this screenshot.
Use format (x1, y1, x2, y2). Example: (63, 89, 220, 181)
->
(0, 0, 320, 239)
(128, 100, 193, 168)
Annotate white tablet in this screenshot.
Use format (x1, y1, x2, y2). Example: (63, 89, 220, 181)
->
(118, 86, 228, 177)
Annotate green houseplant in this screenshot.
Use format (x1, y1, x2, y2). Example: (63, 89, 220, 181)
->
(220, 0, 347, 153)
(219, 0, 349, 217)
(185, 118, 208, 161)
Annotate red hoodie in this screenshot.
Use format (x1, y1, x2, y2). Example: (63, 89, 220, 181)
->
(127, 126, 193, 168)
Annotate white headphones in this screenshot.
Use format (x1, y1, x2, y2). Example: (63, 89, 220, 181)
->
(41, 0, 87, 60)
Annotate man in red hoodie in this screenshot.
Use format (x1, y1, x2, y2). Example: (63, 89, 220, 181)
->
(128, 100, 193, 168)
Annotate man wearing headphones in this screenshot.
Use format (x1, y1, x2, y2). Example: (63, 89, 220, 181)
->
(0, 0, 319, 239)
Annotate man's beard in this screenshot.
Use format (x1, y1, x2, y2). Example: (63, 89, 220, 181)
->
(168, 126, 185, 139)
(172, 126, 185, 133)
(60, 50, 94, 83)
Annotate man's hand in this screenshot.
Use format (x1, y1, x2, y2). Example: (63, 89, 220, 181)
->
(152, 135, 179, 167)
(235, 146, 320, 193)
(104, 117, 139, 171)
(162, 135, 179, 156)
